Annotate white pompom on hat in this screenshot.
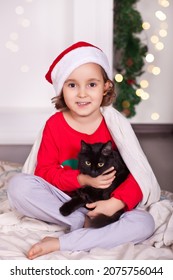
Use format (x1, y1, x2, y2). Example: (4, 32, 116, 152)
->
(45, 41, 112, 96)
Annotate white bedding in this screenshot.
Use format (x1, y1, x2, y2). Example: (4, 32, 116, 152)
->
(0, 160, 173, 260)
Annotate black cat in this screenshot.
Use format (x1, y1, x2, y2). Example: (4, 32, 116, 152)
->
(59, 140, 129, 228)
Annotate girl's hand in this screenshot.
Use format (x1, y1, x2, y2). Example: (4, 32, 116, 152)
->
(86, 197, 125, 218)
(78, 167, 116, 189)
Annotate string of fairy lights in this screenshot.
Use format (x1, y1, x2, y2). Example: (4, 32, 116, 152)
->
(114, 0, 169, 120)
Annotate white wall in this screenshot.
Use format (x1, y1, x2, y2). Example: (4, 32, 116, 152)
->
(0, 0, 113, 144)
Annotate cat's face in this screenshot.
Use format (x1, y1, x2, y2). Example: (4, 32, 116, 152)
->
(78, 141, 114, 177)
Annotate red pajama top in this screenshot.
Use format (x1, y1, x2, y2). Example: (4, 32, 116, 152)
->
(34, 112, 143, 211)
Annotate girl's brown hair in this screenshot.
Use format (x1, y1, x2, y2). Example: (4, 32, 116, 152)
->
(51, 67, 116, 110)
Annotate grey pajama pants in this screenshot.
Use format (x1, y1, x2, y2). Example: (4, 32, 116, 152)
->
(7, 173, 155, 251)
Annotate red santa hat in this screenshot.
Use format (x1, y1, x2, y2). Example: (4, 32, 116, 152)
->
(45, 41, 112, 96)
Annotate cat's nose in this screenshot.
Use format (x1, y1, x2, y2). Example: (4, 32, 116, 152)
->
(91, 170, 98, 177)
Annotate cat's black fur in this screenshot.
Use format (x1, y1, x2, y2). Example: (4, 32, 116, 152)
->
(59, 140, 130, 228)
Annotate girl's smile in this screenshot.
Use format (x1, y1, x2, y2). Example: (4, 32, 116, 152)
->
(76, 102, 91, 106)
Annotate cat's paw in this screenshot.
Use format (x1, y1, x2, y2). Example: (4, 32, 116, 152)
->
(59, 204, 72, 216)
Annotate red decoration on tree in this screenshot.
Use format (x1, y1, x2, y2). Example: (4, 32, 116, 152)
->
(122, 108, 131, 117)
(126, 58, 134, 67)
(127, 79, 135, 85)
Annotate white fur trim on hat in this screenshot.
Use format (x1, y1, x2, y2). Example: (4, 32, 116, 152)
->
(50, 46, 111, 96)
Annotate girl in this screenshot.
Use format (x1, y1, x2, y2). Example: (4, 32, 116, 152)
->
(7, 41, 160, 259)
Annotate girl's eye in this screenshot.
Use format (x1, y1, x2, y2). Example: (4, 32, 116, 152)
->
(68, 83, 76, 88)
(85, 161, 91, 166)
(89, 82, 96, 87)
(98, 162, 104, 167)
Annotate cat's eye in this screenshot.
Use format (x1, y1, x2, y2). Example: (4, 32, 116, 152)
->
(98, 162, 104, 167)
(85, 161, 91, 166)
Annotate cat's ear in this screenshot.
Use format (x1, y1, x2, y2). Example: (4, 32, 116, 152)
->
(102, 141, 112, 156)
(81, 140, 90, 152)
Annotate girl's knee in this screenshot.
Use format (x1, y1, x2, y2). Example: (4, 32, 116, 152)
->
(8, 173, 24, 195)
(7, 173, 33, 203)
(124, 209, 155, 243)
(141, 210, 155, 238)
(134, 209, 155, 241)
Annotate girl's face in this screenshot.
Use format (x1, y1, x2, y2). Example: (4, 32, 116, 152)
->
(62, 63, 110, 118)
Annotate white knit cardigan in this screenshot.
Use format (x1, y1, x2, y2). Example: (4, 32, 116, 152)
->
(22, 106, 161, 208)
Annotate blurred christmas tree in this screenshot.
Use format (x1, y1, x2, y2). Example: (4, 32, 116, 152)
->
(113, 0, 148, 117)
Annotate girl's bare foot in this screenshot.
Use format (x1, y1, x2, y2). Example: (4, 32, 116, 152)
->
(27, 236, 60, 259)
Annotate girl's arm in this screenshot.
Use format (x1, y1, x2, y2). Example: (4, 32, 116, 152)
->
(111, 173, 143, 211)
(86, 174, 143, 217)
(86, 197, 125, 218)
(34, 124, 81, 192)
